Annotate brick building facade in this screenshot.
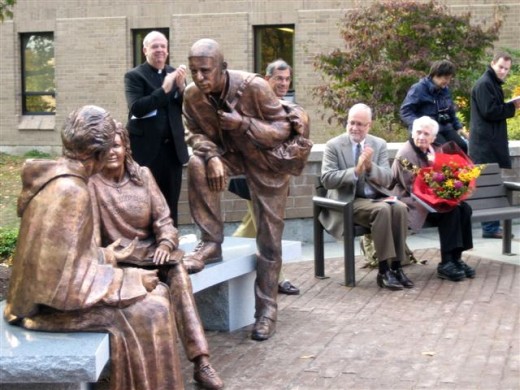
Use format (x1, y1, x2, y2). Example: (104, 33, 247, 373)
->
(0, 0, 518, 228)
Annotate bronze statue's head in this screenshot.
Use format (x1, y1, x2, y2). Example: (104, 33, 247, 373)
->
(61, 105, 116, 162)
(188, 38, 226, 70)
(188, 39, 228, 94)
(112, 122, 144, 185)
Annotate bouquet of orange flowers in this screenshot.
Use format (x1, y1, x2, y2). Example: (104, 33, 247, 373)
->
(402, 146, 485, 212)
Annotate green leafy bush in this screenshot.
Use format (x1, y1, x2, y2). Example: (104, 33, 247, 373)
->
(24, 149, 52, 158)
(0, 227, 18, 263)
(313, 0, 503, 140)
(504, 55, 520, 141)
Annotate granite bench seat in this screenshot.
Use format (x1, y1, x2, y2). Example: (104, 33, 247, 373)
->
(0, 300, 109, 390)
(183, 236, 302, 331)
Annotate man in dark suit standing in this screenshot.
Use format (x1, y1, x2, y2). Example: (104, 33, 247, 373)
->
(319, 103, 412, 291)
(469, 52, 520, 239)
(124, 31, 189, 226)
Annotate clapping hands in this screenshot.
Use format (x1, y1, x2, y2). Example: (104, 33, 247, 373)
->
(162, 64, 187, 94)
(355, 145, 373, 176)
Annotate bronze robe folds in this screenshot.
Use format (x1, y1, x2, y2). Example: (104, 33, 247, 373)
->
(4, 158, 183, 390)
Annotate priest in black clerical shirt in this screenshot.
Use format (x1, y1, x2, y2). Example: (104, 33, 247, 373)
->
(124, 30, 189, 227)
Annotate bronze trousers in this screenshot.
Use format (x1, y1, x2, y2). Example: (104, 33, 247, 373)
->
(187, 154, 290, 321)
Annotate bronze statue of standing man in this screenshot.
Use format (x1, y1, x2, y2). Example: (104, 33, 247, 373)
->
(182, 38, 302, 341)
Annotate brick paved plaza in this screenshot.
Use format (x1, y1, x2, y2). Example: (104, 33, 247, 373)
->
(180, 240, 519, 389)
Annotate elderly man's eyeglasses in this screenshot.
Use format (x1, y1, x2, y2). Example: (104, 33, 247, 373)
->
(347, 120, 369, 128)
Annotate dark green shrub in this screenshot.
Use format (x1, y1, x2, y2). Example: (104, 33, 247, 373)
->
(313, 0, 503, 139)
(24, 149, 52, 158)
(0, 227, 18, 263)
(504, 52, 520, 141)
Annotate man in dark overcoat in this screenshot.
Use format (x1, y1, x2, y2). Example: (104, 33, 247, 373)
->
(469, 52, 520, 238)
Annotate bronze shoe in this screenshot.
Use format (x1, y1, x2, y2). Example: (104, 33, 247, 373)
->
(251, 316, 276, 341)
(183, 241, 222, 271)
(193, 362, 224, 390)
(183, 257, 205, 274)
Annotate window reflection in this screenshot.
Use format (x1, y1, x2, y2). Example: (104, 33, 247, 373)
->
(254, 25, 295, 95)
(21, 32, 55, 114)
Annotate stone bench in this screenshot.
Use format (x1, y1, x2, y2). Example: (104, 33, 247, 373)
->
(0, 237, 302, 388)
(183, 236, 302, 331)
(0, 300, 110, 389)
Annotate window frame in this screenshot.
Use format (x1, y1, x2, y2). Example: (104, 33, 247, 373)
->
(20, 32, 56, 115)
(132, 28, 170, 68)
(253, 24, 295, 97)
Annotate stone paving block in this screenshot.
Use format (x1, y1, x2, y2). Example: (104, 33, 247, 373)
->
(93, 248, 520, 389)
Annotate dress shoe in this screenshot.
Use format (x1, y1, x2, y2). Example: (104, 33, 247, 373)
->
(376, 270, 403, 290)
(193, 362, 224, 390)
(392, 267, 414, 288)
(453, 258, 476, 278)
(251, 316, 276, 341)
(437, 262, 465, 281)
(278, 280, 300, 295)
(184, 241, 222, 267)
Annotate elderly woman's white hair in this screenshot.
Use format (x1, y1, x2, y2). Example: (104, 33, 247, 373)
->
(412, 116, 439, 137)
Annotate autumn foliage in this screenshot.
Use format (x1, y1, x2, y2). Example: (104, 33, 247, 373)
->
(313, 0, 503, 139)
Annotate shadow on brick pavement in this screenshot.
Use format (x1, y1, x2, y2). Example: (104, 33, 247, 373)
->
(180, 249, 519, 390)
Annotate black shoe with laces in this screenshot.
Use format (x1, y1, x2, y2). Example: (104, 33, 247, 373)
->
(437, 262, 465, 281)
(392, 267, 414, 288)
(376, 270, 403, 290)
(452, 258, 476, 278)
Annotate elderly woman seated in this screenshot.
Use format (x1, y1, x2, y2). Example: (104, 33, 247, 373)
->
(391, 116, 476, 282)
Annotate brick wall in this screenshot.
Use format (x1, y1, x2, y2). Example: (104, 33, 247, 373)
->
(1, 0, 519, 152)
(55, 17, 128, 128)
(176, 141, 520, 227)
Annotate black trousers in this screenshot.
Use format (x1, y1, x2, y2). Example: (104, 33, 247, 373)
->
(148, 140, 184, 227)
(426, 202, 473, 254)
(435, 130, 468, 154)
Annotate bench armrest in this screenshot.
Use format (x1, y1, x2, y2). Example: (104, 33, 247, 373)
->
(503, 181, 520, 192)
(312, 196, 349, 211)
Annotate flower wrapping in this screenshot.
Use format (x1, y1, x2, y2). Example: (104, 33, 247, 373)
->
(412, 151, 482, 213)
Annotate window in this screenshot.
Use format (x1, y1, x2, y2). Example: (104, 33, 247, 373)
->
(21, 32, 55, 115)
(132, 28, 169, 67)
(253, 25, 295, 94)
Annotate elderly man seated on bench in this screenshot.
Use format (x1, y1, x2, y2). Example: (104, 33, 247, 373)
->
(391, 116, 476, 282)
(319, 103, 412, 291)
(4, 105, 184, 390)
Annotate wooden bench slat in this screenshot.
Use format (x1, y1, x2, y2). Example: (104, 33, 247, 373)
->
(472, 207, 520, 222)
(466, 197, 511, 210)
(475, 174, 505, 187)
(479, 164, 501, 175)
(470, 186, 507, 199)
